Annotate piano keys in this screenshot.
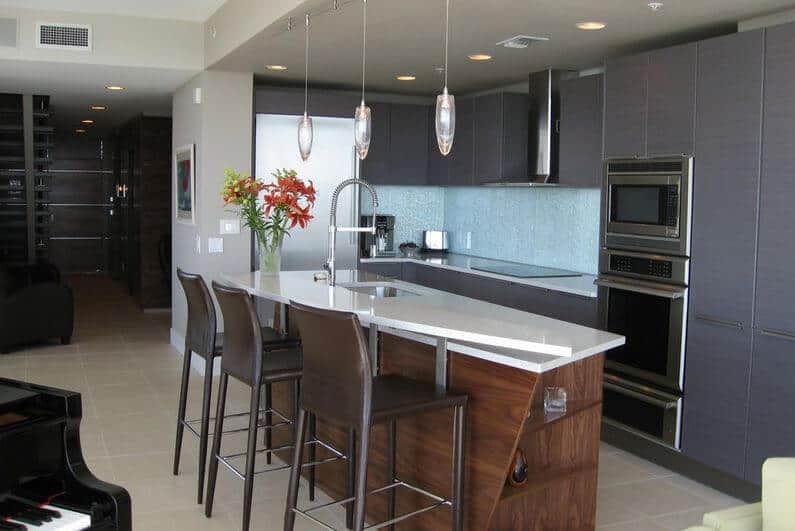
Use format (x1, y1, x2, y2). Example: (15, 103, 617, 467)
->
(0, 378, 131, 531)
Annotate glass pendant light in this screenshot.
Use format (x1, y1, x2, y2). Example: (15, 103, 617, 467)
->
(435, 0, 455, 156)
(353, 0, 372, 160)
(298, 14, 313, 161)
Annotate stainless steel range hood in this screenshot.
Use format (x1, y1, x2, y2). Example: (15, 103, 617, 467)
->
(528, 69, 562, 184)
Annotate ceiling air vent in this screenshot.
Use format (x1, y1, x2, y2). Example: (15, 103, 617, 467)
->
(496, 35, 549, 49)
(36, 22, 92, 51)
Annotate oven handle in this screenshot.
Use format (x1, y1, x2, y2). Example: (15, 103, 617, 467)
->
(595, 277, 685, 299)
(603, 381, 678, 409)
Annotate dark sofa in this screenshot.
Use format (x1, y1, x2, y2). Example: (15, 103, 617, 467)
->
(0, 262, 74, 353)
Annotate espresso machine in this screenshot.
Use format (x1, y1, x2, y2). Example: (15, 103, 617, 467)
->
(360, 215, 396, 257)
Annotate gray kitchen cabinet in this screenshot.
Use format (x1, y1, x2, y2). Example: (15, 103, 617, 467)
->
(683, 319, 754, 479)
(388, 104, 429, 184)
(448, 98, 475, 186)
(646, 43, 697, 157)
(360, 102, 391, 184)
(359, 261, 402, 278)
(745, 331, 795, 484)
(754, 22, 795, 337)
(510, 283, 598, 328)
(427, 106, 449, 185)
(604, 44, 696, 158)
(413, 265, 455, 291)
(558, 74, 603, 187)
(604, 52, 648, 159)
(681, 30, 764, 481)
(474, 93, 529, 184)
(401, 262, 417, 283)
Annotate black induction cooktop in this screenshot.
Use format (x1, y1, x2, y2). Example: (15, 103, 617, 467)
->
(470, 263, 582, 279)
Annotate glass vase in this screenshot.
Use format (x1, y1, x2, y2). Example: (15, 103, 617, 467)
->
(258, 241, 282, 276)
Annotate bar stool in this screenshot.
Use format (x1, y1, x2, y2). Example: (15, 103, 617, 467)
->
(173, 269, 301, 505)
(285, 302, 468, 531)
(206, 283, 337, 531)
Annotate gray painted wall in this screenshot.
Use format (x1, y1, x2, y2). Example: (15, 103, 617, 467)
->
(171, 70, 253, 340)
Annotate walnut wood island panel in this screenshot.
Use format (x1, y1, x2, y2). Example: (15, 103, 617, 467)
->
(221, 270, 624, 530)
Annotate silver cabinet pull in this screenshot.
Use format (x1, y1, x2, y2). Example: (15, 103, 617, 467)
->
(759, 328, 795, 342)
(603, 381, 677, 409)
(595, 277, 685, 299)
(695, 314, 743, 330)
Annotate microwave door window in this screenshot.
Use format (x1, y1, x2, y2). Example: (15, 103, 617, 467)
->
(606, 289, 672, 377)
(611, 186, 666, 225)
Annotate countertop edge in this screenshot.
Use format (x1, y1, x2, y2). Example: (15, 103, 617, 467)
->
(360, 256, 598, 298)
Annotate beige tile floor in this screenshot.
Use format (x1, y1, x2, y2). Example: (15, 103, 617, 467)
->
(0, 275, 743, 530)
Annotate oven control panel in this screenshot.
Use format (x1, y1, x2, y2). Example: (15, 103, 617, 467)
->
(610, 254, 673, 280)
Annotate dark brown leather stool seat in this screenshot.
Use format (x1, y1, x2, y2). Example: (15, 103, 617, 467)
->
(285, 302, 468, 531)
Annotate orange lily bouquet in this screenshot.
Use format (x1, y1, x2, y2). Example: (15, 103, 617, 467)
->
(221, 168, 316, 271)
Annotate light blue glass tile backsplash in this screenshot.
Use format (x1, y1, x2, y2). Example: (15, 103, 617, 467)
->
(363, 185, 601, 274)
(444, 187, 601, 274)
(361, 186, 445, 247)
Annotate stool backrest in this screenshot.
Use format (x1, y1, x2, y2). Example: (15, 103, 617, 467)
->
(177, 269, 217, 356)
(290, 301, 372, 429)
(212, 281, 263, 386)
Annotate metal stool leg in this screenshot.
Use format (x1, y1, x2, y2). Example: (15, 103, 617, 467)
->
(346, 428, 355, 530)
(204, 372, 228, 518)
(353, 425, 371, 531)
(196, 357, 214, 504)
(387, 419, 396, 531)
(172, 344, 192, 475)
(284, 408, 308, 531)
(452, 404, 466, 531)
(308, 413, 316, 501)
(265, 382, 272, 465)
(241, 382, 262, 531)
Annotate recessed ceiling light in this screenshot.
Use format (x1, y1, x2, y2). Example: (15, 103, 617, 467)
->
(265, 64, 288, 71)
(105, 85, 125, 91)
(576, 21, 607, 30)
(90, 105, 106, 111)
(395, 74, 416, 81)
(75, 129, 86, 134)
(648, 2, 663, 11)
(81, 119, 94, 124)
(468, 54, 493, 61)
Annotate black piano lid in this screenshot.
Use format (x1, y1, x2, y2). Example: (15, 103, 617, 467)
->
(0, 384, 38, 410)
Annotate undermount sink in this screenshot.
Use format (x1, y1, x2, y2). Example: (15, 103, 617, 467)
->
(339, 282, 421, 298)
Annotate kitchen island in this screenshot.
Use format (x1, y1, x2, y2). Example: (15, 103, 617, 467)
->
(221, 270, 624, 530)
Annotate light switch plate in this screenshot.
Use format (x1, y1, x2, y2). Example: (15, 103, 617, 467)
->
(194, 234, 201, 254)
(208, 237, 224, 254)
(219, 218, 240, 234)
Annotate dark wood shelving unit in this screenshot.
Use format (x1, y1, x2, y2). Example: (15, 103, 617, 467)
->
(0, 93, 54, 266)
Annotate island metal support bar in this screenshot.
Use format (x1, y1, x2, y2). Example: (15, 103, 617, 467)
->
(436, 338, 448, 388)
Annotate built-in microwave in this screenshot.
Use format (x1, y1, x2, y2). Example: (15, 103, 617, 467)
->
(603, 158, 693, 257)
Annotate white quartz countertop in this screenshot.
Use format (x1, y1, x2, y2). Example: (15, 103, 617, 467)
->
(360, 253, 598, 298)
(220, 270, 624, 373)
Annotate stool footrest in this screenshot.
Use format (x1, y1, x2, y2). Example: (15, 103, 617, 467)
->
(181, 407, 292, 439)
(215, 438, 346, 480)
(294, 478, 451, 530)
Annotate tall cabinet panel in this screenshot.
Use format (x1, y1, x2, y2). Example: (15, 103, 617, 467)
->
(646, 43, 697, 156)
(360, 102, 391, 184)
(448, 98, 474, 186)
(604, 53, 648, 158)
(427, 107, 449, 185)
(755, 22, 795, 336)
(558, 74, 603, 187)
(474, 93, 502, 183)
(682, 30, 764, 480)
(388, 104, 428, 184)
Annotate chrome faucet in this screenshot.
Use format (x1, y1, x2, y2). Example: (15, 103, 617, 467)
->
(325, 178, 379, 286)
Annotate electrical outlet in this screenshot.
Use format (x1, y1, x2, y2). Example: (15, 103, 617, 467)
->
(219, 219, 240, 234)
(208, 237, 224, 254)
(466, 231, 472, 250)
(194, 234, 201, 254)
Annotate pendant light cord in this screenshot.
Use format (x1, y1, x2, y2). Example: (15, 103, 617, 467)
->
(443, 0, 450, 88)
(304, 13, 310, 114)
(361, 0, 367, 102)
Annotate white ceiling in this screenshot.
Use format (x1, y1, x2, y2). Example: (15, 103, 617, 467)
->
(0, 59, 196, 136)
(0, 0, 227, 22)
(216, 0, 795, 95)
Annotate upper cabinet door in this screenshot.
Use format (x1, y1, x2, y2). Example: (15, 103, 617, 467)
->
(756, 22, 795, 336)
(647, 43, 697, 157)
(448, 98, 475, 186)
(604, 52, 648, 158)
(500, 93, 530, 182)
(388, 104, 429, 185)
(690, 30, 763, 327)
(427, 106, 449, 185)
(474, 93, 503, 184)
(360, 102, 391, 184)
(559, 74, 604, 187)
